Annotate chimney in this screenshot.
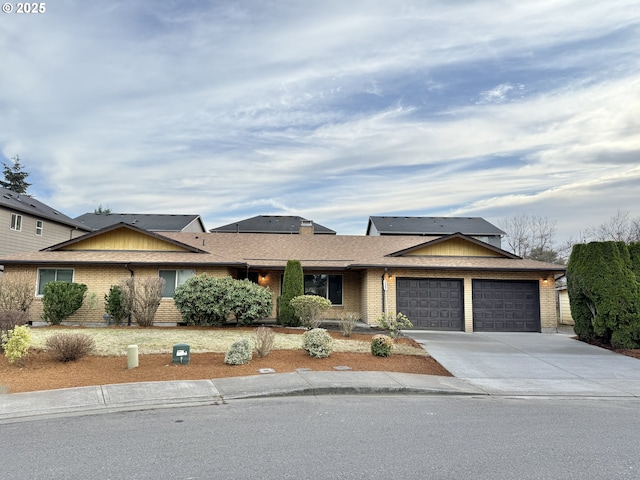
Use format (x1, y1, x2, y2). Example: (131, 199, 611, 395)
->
(299, 220, 314, 235)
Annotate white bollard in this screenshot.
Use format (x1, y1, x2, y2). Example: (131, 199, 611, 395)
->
(127, 344, 139, 369)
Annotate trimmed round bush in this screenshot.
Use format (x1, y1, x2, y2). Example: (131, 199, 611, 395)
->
(224, 338, 253, 365)
(371, 334, 393, 357)
(301, 328, 333, 358)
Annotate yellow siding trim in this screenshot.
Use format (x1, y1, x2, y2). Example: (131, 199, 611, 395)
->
(61, 229, 190, 252)
(404, 238, 502, 257)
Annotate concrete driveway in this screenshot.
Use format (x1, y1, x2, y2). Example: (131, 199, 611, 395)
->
(407, 331, 640, 397)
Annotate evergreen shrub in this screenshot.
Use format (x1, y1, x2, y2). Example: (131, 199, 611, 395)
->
(290, 295, 332, 328)
(224, 338, 253, 365)
(1, 325, 31, 364)
(301, 328, 333, 358)
(42, 282, 87, 325)
(104, 285, 128, 325)
(371, 334, 393, 357)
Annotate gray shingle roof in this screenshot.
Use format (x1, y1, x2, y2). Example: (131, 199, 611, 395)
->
(210, 215, 336, 234)
(0, 187, 89, 230)
(75, 213, 206, 232)
(366, 216, 506, 236)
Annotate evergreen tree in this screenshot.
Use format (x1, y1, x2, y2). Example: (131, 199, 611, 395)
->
(1, 155, 31, 194)
(567, 241, 640, 348)
(278, 260, 304, 326)
(628, 242, 640, 283)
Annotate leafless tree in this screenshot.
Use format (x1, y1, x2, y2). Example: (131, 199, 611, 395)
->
(585, 210, 640, 243)
(119, 276, 165, 327)
(499, 213, 558, 259)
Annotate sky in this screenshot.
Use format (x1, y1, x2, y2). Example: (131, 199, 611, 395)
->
(1, 1, 639, 242)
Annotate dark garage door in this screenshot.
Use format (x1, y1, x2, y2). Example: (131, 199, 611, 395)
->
(396, 278, 463, 330)
(472, 280, 540, 332)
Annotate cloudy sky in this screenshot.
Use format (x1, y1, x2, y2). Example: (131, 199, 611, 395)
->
(1, 1, 638, 241)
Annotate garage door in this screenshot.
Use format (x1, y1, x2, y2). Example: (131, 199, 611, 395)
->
(396, 278, 463, 330)
(472, 280, 540, 332)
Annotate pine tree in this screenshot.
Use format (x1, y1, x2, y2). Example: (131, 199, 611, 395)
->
(1, 155, 31, 194)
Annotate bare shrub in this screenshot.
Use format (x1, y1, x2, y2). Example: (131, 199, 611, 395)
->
(45, 333, 96, 362)
(338, 311, 360, 337)
(254, 326, 275, 358)
(120, 277, 165, 327)
(0, 271, 35, 312)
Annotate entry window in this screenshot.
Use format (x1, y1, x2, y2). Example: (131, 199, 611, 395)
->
(159, 269, 195, 297)
(36, 220, 43, 236)
(304, 274, 342, 305)
(37, 268, 74, 295)
(10, 213, 22, 231)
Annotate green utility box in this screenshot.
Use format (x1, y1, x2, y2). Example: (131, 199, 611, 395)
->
(172, 343, 190, 365)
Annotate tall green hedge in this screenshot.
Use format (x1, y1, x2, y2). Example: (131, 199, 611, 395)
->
(279, 260, 304, 326)
(628, 242, 640, 282)
(567, 241, 640, 348)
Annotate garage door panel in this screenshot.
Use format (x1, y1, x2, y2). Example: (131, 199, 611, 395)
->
(472, 280, 540, 332)
(397, 278, 463, 330)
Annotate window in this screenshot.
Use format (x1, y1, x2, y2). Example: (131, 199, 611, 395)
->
(37, 268, 74, 295)
(10, 213, 22, 231)
(304, 274, 343, 305)
(159, 269, 195, 297)
(36, 220, 43, 236)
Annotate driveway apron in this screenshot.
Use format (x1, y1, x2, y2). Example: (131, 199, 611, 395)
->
(406, 331, 640, 397)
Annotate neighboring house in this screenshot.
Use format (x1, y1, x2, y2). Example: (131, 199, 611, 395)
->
(556, 284, 574, 325)
(0, 187, 90, 259)
(210, 215, 336, 235)
(1, 223, 566, 332)
(366, 216, 505, 248)
(75, 212, 207, 232)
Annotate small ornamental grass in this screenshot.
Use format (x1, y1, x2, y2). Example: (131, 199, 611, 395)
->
(45, 333, 96, 362)
(254, 326, 275, 358)
(224, 338, 253, 365)
(302, 328, 333, 358)
(339, 311, 359, 337)
(371, 334, 394, 357)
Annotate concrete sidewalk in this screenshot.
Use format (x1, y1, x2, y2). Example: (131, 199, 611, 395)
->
(3, 330, 640, 422)
(0, 371, 482, 422)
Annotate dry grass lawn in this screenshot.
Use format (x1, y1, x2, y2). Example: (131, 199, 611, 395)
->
(27, 326, 428, 357)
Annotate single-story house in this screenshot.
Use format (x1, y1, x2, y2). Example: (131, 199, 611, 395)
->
(0, 222, 566, 332)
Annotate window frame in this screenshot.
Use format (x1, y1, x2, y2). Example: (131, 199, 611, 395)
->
(10, 213, 22, 231)
(37, 268, 75, 296)
(280, 272, 343, 306)
(159, 269, 196, 298)
(35, 219, 44, 236)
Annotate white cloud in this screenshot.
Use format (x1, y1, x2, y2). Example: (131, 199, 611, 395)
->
(0, 0, 638, 244)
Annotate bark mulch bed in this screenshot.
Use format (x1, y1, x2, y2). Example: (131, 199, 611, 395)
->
(1, 329, 452, 394)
